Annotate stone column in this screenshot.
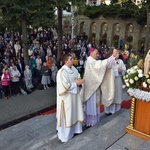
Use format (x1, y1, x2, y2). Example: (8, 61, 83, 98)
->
(132, 25, 140, 51)
(119, 22, 127, 48)
(86, 21, 91, 38)
(95, 23, 101, 45)
(106, 25, 112, 46)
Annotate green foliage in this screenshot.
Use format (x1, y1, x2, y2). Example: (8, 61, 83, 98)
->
(111, 0, 118, 4)
(0, 0, 55, 31)
(135, 6, 147, 25)
(138, 37, 145, 44)
(82, 5, 103, 18)
(30, 1, 55, 30)
(118, 7, 135, 19)
(78, 3, 147, 25)
(103, 4, 121, 18)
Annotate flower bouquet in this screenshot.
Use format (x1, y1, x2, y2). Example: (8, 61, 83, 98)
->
(141, 71, 150, 92)
(123, 65, 144, 89)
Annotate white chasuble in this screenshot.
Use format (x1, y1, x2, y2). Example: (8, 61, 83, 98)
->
(56, 65, 84, 128)
(80, 56, 115, 107)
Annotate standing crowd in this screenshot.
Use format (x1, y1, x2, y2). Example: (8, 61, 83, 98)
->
(0, 31, 127, 99)
(0, 31, 128, 143)
(0, 31, 61, 99)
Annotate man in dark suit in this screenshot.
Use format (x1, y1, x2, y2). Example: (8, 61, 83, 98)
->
(16, 59, 25, 78)
(16, 59, 25, 89)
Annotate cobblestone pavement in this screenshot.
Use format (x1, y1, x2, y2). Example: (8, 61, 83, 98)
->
(0, 87, 130, 128)
(0, 87, 56, 127)
(0, 87, 149, 150)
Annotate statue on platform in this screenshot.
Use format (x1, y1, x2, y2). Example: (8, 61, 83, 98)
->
(144, 49, 150, 76)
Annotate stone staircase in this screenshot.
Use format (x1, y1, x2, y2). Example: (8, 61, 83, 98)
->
(0, 108, 149, 150)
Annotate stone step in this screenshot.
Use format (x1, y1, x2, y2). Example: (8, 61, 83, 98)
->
(52, 109, 130, 150)
(23, 109, 129, 150)
(0, 108, 149, 150)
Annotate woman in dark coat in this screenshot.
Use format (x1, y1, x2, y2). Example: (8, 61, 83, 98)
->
(41, 62, 51, 89)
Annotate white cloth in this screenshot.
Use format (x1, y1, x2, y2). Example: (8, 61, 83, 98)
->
(81, 56, 115, 126)
(57, 110, 82, 142)
(84, 92, 100, 126)
(36, 58, 42, 70)
(105, 59, 126, 114)
(14, 44, 21, 53)
(104, 104, 121, 114)
(10, 69, 21, 82)
(127, 88, 150, 102)
(81, 56, 115, 106)
(56, 65, 84, 142)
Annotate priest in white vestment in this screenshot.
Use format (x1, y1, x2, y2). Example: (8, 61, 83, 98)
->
(104, 56, 126, 114)
(56, 54, 85, 142)
(80, 48, 119, 127)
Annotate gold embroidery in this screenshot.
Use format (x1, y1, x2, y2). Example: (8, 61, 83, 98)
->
(58, 100, 84, 128)
(59, 90, 67, 96)
(60, 69, 71, 91)
(65, 120, 84, 128)
(58, 100, 64, 126)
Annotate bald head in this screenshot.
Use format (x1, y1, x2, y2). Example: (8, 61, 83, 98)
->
(90, 49, 99, 60)
(112, 49, 119, 59)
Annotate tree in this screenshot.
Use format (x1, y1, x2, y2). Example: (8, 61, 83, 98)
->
(54, 0, 85, 63)
(31, 1, 55, 32)
(111, 0, 118, 4)
(57, 5, 63, 63)
(0, 0, 55, 65)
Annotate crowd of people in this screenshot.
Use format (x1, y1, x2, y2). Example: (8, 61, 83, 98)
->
(0, 31, 57, 99)
(0, 30, 128, 143)
(0, 31, 127, 99)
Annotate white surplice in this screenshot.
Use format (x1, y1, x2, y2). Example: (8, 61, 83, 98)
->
(56, 65, 84, 142)
(104, 59, 126, 114)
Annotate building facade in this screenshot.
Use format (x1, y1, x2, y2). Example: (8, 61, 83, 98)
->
(86, 0, 112, 5)
(76, 15, 147, 51)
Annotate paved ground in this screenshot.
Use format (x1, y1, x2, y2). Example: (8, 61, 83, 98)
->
(0, 108, 149, 149)
(0, 87, 56, 126)
(0, 86, 129, 127)
(1, 87, 150, 149)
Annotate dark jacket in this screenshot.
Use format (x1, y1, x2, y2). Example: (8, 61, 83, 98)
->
(41, 66, 49, 76)
(16, 62, 25, 77)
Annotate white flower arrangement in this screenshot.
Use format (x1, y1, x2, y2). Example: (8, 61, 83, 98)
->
(128, 88, 150, 102)
(123, 65, 144, 89)
(142, 71, 150, 89)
